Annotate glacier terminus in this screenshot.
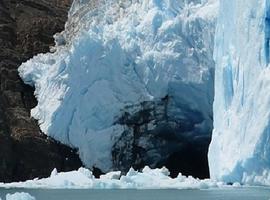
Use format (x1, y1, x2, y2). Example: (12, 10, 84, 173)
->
(19, 0, 217, 178)
(17, 0, 270, 186)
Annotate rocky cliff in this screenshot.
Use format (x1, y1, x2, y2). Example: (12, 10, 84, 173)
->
(0, 0, 82, 182)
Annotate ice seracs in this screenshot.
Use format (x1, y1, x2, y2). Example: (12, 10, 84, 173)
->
(208, 0, 270, 185)
(19, 0, 217, 173)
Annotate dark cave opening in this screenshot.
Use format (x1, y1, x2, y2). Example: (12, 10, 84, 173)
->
(112, 96, 213, 179)
(160, 136, 211, 179)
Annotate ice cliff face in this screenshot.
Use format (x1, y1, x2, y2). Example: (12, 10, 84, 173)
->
(19, 0, 217, 175)
(208, 0, 270, 184)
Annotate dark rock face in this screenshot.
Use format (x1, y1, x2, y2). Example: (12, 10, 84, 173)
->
(0, 0, 82, 182)
(112, 96, 211, 179)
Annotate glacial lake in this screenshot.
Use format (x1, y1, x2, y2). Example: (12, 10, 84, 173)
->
(1, 187, 270, 200)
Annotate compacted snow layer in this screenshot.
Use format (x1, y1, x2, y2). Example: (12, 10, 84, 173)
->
(19, 0, 217, 172)
(0, 167, 225, 189)
(208, 0, 270, 184)
(5, 192, 35, 200)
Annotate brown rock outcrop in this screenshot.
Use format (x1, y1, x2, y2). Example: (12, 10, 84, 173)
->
(0, 0, 82, 182)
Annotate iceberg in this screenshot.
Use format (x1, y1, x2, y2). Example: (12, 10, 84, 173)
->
(0, 167, 224, 189)
(208, 0, 270, 185)
(19, 0, 217, 173)
(5, 193, 35, 200)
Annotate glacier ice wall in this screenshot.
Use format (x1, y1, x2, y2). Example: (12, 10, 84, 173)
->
(208, 0, 270, 184)
(19, 0, 217, 172)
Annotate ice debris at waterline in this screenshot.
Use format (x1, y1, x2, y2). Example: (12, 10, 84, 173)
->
(0, 167, 227, 189)
(208, 0, 270, 185)
(5, 192, 35, 200)
(18, 0, 217, 172)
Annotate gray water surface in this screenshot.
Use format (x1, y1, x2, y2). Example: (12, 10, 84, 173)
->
(1, 187, 270, 200)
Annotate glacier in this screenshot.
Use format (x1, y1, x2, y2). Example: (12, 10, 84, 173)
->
(19, 0, 217, 174)
(208, 0, 270, 184)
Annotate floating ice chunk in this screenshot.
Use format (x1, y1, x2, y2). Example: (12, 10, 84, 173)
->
(0, 167, 225, 190)
(6, 193, 35, 200)
(78, 167, 94, 179)
(50, 168, 58, 177)
(126, 167, 138, 177)
(100, 171, 121, 180)
(232, 182, 241, 188)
